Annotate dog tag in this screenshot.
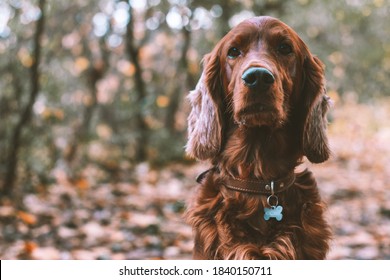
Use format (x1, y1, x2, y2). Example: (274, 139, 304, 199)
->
(264, 182, 283, 221)
(264, 205, 283, 221)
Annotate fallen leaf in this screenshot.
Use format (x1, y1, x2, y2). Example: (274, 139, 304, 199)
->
(24, 241, 37, 255)
(18, 211, 37, 225)
(75, 178, 89, 191)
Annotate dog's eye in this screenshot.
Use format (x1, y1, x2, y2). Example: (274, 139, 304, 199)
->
(227, 47, 241, 59)
(278, 43, 293, 55)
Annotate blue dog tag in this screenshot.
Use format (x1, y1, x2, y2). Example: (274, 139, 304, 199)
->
(264, 205, 283, 221)
(264, 182, 283, 221)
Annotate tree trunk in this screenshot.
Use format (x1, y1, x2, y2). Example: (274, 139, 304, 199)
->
(2, 0, 46, 197)
(64, 37, 109, 168)
(125, 1, 149, 162)
(165, 27, 192, 133)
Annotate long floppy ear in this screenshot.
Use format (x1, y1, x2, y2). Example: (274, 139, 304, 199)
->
(301, 55, 331, 163)
(185, 52, 225, 160)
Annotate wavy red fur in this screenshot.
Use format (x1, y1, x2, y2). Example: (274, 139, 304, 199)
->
(185, 16, 332, 260)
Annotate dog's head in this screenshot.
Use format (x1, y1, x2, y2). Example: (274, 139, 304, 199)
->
(186, 16, 330, 163)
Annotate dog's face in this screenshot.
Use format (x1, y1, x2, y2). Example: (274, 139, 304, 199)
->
(186, 16, 330, 163)
(221, 17, 305, 127)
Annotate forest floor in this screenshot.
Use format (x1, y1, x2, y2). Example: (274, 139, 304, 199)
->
(1, 97, 390, 260)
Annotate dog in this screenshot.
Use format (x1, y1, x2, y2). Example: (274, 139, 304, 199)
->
(185, 16, 332, 260)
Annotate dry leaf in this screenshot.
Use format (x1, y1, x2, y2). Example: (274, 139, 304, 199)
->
(24, 241, 37, 255)
(75, 178, 89, 191)
(18, 211, 37, 225)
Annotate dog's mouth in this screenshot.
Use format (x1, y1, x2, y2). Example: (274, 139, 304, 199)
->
(235, 103, 282, 127)
(237, 103, 273, 117)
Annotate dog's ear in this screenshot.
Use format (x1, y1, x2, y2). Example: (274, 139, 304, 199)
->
(301, 55, 331, 163)
(185, 51, 225, 161)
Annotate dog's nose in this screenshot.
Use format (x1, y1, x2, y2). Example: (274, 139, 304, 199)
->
(242, 67, 275, 88)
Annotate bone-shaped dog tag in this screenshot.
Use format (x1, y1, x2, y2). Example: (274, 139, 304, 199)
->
(264, 182, 283, 221)
(264, 205, 283, 221)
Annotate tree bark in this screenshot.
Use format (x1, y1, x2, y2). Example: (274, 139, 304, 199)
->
(2, 0, 46, 197)
(125, 1, 149, 162)
(64, 37, 109, 167)
(165, 27, 193, 133)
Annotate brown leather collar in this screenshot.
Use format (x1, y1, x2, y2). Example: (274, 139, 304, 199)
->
(223, 172, 296, 195)
(196, 167, 296, 195)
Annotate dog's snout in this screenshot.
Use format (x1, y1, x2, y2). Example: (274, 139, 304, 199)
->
(242, 67, 275, 88)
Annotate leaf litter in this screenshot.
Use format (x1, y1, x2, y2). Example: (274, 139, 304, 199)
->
(1, 99, 390, 259)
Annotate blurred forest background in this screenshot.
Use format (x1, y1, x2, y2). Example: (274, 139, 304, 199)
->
(1, 0, 390, 259)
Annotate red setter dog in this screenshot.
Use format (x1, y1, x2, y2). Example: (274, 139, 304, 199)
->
(185, 16, 332, 259)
